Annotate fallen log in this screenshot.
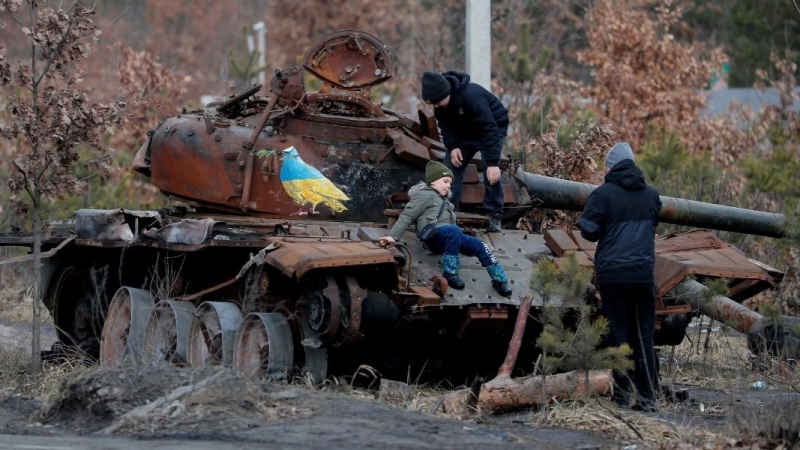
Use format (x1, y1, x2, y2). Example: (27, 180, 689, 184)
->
(442, 369, 613, 414)
(440, 293, 613, 414)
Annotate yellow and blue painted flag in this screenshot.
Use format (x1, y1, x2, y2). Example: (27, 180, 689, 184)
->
(277, 146, 350, 213)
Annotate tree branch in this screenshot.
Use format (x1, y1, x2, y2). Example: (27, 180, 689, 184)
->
(33, 8, 78, 88)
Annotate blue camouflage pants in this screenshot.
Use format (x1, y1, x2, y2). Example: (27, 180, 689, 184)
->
(425, 225, 498, 267)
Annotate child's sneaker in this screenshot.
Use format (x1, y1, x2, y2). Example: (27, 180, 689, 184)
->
(444, 273, 465, 289)
(492, 281, 512, 297)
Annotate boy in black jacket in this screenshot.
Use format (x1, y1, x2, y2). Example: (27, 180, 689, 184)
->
(578, 142, 662, 412)
(421, 71, 508, 232)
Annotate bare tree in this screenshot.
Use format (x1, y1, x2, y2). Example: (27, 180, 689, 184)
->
(0, 1, 129, 375)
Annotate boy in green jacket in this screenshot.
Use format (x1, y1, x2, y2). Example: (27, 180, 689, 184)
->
(380, 161, 511, 297)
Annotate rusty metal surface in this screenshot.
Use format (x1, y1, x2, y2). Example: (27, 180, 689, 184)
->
(456, 307, 510, 339)
(0, 235, 75, 266)
(76, 209, 161, 241)
(543, 229, 579, 257)
(679, 279, 763, 333)
(342, 276, 366, 345)
(303, 31, 394, 90)
(260, 237, 395, 279)
(142, 218, 216, 245)
(654, 230, 778, 299)
(518, 171, 785, 238)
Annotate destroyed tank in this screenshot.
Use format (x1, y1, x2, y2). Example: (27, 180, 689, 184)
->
(0, 31, 787, 382)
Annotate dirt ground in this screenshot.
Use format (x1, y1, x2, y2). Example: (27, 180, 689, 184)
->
(0, 363, 797, 449)
(0, 366, 619, 449)
(0, 321, 798, 449)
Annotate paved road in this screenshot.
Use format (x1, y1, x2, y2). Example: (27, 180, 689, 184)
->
(0, 435, 252, 450)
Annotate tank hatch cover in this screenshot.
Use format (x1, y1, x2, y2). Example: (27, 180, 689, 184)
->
(303, 30, 394, 90)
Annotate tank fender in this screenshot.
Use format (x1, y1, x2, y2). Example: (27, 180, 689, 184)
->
(260, 237, 396, 279)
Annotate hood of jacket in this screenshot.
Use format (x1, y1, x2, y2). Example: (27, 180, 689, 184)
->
(408, 181, 451, 200)
(442, 71, 471, 102)
(604, 159, 646, 191)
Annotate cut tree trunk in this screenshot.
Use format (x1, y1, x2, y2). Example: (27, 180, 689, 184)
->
(442, 369, 613, 415)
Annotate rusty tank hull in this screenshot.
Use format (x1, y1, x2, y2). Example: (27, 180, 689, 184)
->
(0, 31, 786, 381)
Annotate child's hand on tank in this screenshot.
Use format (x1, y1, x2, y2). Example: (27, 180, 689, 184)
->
(379, 236, 395, 247)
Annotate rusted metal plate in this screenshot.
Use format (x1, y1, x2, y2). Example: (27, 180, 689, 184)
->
(76, 209, 161, 242)
(342, 276, 366, 344)
(568, 229, 597, 251)
(543, 229, 579, 256)
(418, 108, 441, 142)
(392, 129, 431, 166)
(653, 230, 779, 299)
(261, 237, 395, 279)
(303, 31, 394, 90)
(408, 285, 442, 307)
(656, 229, 725, 253)
(419, 136, 446, 153)
(460, 184, 516, 206)
(456, 307, 509, 339)
(142, 218, 216, 245)
(388, 229, 538, 307)
(463, 164, 480, 184)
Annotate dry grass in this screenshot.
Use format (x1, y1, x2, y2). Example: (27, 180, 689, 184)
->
(663, 323, 800, 391)
(543, 398, 722, 444)
(0, 346, 88, 406)
(0, 284, 40, 323)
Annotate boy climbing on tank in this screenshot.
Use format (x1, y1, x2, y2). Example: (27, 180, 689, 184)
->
(380, 161, 512, 297)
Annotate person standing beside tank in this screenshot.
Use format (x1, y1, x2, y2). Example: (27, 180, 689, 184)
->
(577, 142, 662, 412)
(380, 161, 512, 297)
(420, 70, 509, 233)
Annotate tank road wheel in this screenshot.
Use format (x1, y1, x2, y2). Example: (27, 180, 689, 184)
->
(300, 342, 328, 386)
(299, 276, 342, 348)
(233, 313, 294, 381)
(47, 265, 82, 344)
(142, 300, 196, 366)
(100, 287, 155, 367)
(187, 301, 243, 368)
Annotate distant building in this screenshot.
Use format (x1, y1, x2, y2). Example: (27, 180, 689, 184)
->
(703, 87, 800, 119)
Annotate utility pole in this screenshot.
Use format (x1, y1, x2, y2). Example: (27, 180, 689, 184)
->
(253, 21, 267, 86)
(466, 0, 491, 91)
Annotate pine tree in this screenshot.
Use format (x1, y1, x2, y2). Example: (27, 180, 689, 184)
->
(532, 253, 633, 394)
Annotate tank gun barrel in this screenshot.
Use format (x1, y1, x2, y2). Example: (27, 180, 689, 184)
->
(517, 170, 786, 238)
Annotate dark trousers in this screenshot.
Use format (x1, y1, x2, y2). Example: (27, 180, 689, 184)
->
(599, 283, 658, 407)
(444, 148, 504, 216)
(426, 225, 497, 267)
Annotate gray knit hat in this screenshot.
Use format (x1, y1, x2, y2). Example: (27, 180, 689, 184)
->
(421, 71, 451, 104)
(605, 142, 635, 169)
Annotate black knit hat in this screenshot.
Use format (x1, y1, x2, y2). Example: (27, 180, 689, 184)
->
(421, 71, 451, 104)
(425, 160, 454, 184)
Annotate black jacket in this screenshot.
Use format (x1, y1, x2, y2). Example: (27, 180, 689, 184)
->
(578, 160, 661, 284)
(433, 71, 509, 167)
